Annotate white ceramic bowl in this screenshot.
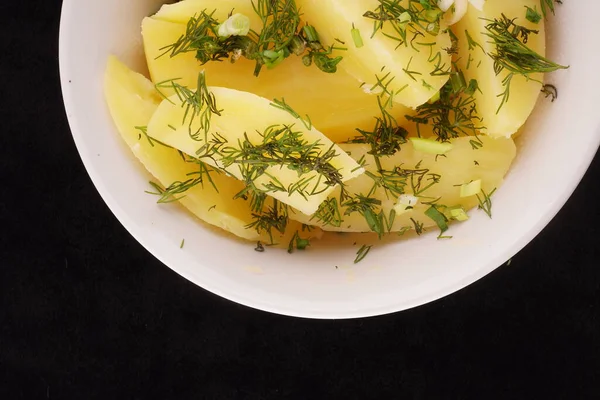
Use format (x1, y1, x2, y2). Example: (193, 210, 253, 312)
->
(60, 0, 600, 319)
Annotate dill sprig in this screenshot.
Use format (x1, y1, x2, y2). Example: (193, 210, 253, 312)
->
(484, 14, 568, 112)
(270, 98, 312, 130)
(363, 0, 443, 46)
(364, 168, 407, 200)
(145, 158, 220, 203)
(246, 198, 289, 244)
(214, 124, 344, 200)
(134, 126, 170, 148)
(476, 188, 497, 218)
(408, 68, 483, 143)
(155, 72, 222, 141)
(311, 198, 343, 227)
(159, 1, 343, 76)
(353, 96, 409, 157)
(411, 218, 425, 235)
(397, 164, 441, 197)
(354, 245, 372, 264)
(342, 195, 396, 238)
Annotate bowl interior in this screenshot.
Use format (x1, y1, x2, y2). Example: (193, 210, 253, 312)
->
(60, 0, 600, 318)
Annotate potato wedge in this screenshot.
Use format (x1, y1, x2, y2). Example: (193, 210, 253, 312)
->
(147, 83, 364, 215)
(299, 0, 452, 109)
(453, 0, 546, 137)
(104, 56, 314, 244)
(290, 135, 516, 233)
(143, 6, 412, 142)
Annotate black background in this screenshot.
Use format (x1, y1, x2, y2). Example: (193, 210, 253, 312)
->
(1, 1, 599, 398)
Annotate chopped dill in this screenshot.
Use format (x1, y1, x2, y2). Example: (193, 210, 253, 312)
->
(477, 188, 497, 218)
(354, 244, 372, 264)
(154, 72, 222, 141)
(483, 14, 568, 112)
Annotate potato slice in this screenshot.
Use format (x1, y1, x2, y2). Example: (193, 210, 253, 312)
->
(104, 56, 314, 244)
(142, 8, 412, 142)
(453, 1, 546, 137)
(299, 0, 452, 109)
(147, 85, 364, 215)
(290, 135, 516, 233)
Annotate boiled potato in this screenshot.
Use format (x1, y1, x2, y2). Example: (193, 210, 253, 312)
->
(453, 0, 546, 137)
(299, 0, 452, 109)
(104, 56, 315, 244)
(147, 85, 364, 215)
(290, 135, 516, 233)
(143, 3, 412, 143)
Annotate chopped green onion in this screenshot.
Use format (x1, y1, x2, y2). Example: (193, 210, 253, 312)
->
(296, 237, 310, 250)
(448, 206, 469, 222)
(460, 180, 482, 197)
(410, 137, 453, 154)
(217, 13, 251, 38)
(263, 49, 285, 69)
(289, 36, 306, 56)
(424, 9, 443, 22)
(425, 206, 449, 237)
(351, 26, 364, 48)
(399, 12, 412, 24)
(303, 25, 319, 42)
(525, 6, 542, 24)
(449, 70, 467, 93)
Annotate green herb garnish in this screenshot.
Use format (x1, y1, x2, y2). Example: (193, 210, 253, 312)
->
(484, 14, 568, 112)
(425, 205, 450, 238)
(354, 244, 372, 264)
(159, 1, 344, 76)
(155, 72, 222, 141)
(476, 188, 497, 218)
(525, 6, 542, 24)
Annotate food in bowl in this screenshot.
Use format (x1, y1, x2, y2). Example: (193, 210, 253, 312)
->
(104, 0, 567, 262)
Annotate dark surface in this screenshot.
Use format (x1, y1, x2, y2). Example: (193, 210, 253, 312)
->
(1, 1, 599, 399)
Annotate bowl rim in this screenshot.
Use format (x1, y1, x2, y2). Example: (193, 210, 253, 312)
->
(59, 0, 600, 319)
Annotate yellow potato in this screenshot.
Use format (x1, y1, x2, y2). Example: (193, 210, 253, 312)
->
(453, 0, 546, 137)
(147, 85, 364, 215)
(290, 135, 516, 233)
(299, 0, 452, 109)
(142, 8, 412, 142)
(104, 56, 314, 244)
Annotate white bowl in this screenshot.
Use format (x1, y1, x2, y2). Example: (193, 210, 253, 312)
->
(60, 0, 600, 319)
